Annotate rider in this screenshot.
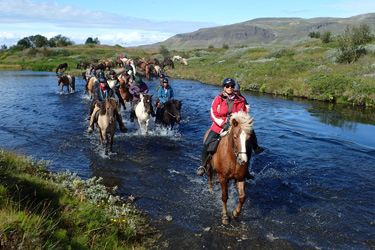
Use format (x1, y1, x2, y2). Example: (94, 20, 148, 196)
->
(157, 77, 174, 107)
(233, 82, 264, 156)
(87, 77, 127, 134)
(85, 64, 97, 93)
(196, 78, 263, 178)
(108, 70, 126, 110)
(154, 73, 166, 107)
(129, 76, 155, 122)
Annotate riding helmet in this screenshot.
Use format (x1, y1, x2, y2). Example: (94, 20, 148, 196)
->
(90, 64, 94, 67)
(234, 83, 241, 91)
(99, 77, 107, 83)
(160, 73, 165, 78)
(109, 70, 116, 75)
(222, 77, 236, 86)
(97, 71, 105, 78)
(162, 78, 169, 83)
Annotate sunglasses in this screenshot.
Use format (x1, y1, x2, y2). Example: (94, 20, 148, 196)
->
(224, 84, 235, 88)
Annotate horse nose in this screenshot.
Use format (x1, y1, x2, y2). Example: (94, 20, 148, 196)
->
(176, 115, 181, 123)
(237, 155, 248, 165)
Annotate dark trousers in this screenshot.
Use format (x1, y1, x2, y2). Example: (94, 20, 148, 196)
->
(200, 130, 220, 166)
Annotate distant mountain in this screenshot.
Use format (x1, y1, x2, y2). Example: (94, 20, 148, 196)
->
(139, 13, 375, 50)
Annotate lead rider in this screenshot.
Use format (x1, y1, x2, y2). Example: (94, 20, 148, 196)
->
(196, 77, 264, 178)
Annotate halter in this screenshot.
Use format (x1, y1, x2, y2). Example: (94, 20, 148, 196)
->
(166, 110, 177, 118)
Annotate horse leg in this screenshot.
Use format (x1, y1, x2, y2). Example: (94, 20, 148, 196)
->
(145, 119, 149, 134)
(219, 176, 229, 225)
(232, 181, 246, 219)
(137, 119, 143, 134)
(103, 132, 109, 155)
(110, 133, 114, 153)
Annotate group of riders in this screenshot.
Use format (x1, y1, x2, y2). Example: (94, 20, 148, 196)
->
(84, 63, 264, 178)
(85, 64, 174, 134)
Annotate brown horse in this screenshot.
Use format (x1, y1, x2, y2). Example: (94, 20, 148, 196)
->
(162, 58, 174, 69)
(204, 111, 254, 225)
(57, 74, 75, 93)
(97, 98, 118, 155)
(87, 77, 97, 99)
(119, 78, 133, 104)
(55, 63, 68, 74)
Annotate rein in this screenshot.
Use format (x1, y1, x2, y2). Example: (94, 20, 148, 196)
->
(166, 110, 177, 118)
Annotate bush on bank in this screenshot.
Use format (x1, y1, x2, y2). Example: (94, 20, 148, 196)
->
(0, 148, 159, 249)
(1, 39, 375, 106)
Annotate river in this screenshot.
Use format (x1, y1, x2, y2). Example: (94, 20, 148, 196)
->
(0, 70, 374, 249)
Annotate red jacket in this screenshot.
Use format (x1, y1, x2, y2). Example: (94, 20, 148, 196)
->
(210, 92, 247, 133)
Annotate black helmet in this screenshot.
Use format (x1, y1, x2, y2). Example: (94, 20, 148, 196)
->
(222, 77, 236, 86)
(90, 63, 94, 67)
(99, 77, 107, 83)
(109, 70, 116, 75)
(97, 71, 105, 78)
(234, 82, 240, 91)
(160, 73, 165, 78)
(162, 78, 169, 83)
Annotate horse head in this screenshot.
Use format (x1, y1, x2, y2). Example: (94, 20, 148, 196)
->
(165, 100, 182, 123)
(229, 111, 254, 165)
(100, 98, 118, 123)
(141, 94, 153, 114)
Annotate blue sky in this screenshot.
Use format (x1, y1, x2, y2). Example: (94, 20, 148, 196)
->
(1, 0, 375, 47)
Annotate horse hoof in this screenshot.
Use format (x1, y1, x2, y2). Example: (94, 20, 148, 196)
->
(232, 211, 239, 220)
(222, 215, 229, 225)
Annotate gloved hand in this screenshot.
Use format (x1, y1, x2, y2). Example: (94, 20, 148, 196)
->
(222, 120, 230, 131)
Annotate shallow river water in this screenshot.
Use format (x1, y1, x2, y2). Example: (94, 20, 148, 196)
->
(0, 70, 374, 249)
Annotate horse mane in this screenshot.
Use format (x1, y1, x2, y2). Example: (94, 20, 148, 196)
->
(230, 111, 253, 133)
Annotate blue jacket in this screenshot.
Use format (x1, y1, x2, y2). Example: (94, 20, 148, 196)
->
(158, 85, 174, 104)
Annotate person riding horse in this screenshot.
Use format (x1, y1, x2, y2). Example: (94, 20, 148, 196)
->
(108, 70, 126, 110)
(129, 77, 155, 122)
(85, 64, 97, 93)
(87, 77, 127, 134)
(196, 78, 264, 178)
(156, 78, 174, 109)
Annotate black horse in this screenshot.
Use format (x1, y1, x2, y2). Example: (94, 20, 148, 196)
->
(155, 99, 182, 129)
(56, 63, 68, 74)
(162, 58, 174, 69)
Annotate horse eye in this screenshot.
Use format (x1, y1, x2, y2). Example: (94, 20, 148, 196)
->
(233, 136, 237, 140)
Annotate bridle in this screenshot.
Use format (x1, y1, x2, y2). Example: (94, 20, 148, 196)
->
(230, 127, 248, 164)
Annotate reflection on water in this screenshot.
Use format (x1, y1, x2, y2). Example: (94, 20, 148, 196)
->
(1, 71, 375, 249)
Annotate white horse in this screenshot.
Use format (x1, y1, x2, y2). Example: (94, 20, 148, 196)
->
(172, 55, 182, 61)
(134, 93, 153, 134)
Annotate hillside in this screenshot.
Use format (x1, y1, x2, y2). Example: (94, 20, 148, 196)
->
(139, 13, 375, 49)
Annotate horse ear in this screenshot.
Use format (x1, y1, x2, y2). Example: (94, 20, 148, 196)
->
(249, 117, 254, 124)
(232, 119, 238, 127)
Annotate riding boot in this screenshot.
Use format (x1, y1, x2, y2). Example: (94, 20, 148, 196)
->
(84, 81, 89, 94)
(197, 130, 219, 176)
(250, 130, 264, 155)
(246, 170, 255, 179)
(116, 111, 127, 133)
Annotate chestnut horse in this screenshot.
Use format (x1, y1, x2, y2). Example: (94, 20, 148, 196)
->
(97, 98, 118, 155)
(119, 78, 133, 105)
(87, 77, 97, 99)
(57, 74, 75, 93)
(204, 111, 254, 225)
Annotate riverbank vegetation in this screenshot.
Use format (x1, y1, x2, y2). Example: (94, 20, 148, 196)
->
(1, 24, 375, 106)
(0, 148, 159, 249)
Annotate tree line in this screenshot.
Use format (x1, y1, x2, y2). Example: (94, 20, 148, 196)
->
(1, 35, 101, 51)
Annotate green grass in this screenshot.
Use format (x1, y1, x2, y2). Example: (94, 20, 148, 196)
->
(0, 148, 159, 249)
(1, 40, 375, 106)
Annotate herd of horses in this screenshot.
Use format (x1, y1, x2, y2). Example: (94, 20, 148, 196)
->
(54, 55, 254, 225)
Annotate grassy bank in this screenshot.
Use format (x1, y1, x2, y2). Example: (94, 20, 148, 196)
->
(1, 40, 375, 106)
(0, 148, 159, 249)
